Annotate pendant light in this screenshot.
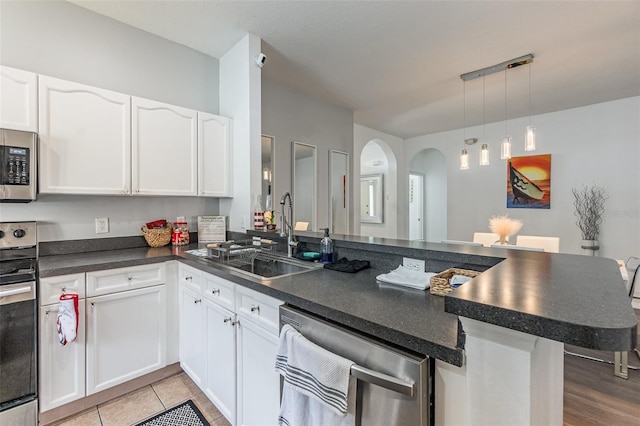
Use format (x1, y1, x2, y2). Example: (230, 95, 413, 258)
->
(460, 79, 470, 170)
(500, 69, 512, 159)
(525, 62, 536, 151)
(479, 76, 490, 166)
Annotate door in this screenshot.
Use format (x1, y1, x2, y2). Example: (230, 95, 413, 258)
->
(39, 302, 86, 411)
(179, 285, 205, 387)
(38, 75, 131, 195)
(409, 173, 424, 241)
(204, 300, 236, 424)
(131, 96, 197, 196)
(236, 319, 280, 426)
(198, 112, 232, 197)
(0, 66, 38, 132)
(86, 285, 167, 395)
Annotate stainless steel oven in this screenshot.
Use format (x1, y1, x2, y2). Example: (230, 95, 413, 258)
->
(0, 222, 37, 425)
(0, 129, 38, 202)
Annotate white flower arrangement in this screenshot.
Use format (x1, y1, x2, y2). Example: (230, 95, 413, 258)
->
(489, 214, 523, 244)
(264, 210, 274, 225)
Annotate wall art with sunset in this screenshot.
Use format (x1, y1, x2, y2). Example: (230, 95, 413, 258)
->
(507, 154, 551, 209)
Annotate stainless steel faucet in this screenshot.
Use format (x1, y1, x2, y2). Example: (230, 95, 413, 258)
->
(279, 192, 298, 257)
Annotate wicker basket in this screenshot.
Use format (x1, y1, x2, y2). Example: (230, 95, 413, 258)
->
(430, 268, 480, 296)
(141, 223, 173, 248)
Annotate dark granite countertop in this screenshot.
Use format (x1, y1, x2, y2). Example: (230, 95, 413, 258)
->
(38, 234, 637, 366)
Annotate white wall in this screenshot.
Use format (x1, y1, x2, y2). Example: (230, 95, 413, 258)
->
(262, 79, 354, 232)
(353, 124, 405, 238)
(218, 33, 262, 232)
(405, 96, 640, 259)
(0, 1, 221, 241)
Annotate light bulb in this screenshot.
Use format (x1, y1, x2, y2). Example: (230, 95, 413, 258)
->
(500, 136, 512, 159)
(525, 125, 536, 151)
(460, 149, 469, 170)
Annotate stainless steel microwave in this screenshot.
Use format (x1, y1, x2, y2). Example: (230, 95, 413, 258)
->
(0, 129, 37, 202)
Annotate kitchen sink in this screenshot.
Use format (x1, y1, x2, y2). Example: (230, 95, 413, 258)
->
(227, 252, 323, 280)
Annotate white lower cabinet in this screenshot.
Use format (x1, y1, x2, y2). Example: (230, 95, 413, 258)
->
(204, 299, 236, 423)
(236, 316, 280, 426)
(38, 263, 169, 413)
(179, 283, 205, 388)
(178, 262, 283, 426)
(39, 299, 86, 412)
(86, 285, 167, 395)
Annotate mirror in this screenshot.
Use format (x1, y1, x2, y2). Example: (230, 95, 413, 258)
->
(292, 142, 317, 231)
(360, 174, 383, 223)
(261, 135, 274, 213)
(329, 150, 349, 234)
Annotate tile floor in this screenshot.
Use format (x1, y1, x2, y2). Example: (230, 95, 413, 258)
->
(49, 372, 230, 426)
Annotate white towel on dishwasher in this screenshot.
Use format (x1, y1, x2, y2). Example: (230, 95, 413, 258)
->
(275, 324, 356, 426)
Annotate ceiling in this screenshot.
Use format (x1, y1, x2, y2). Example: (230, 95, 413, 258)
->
(70, 1, 640, 139)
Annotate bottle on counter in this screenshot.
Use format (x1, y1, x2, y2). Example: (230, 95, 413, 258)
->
(172, 216, 189, 246)
(253, 195, 264, 230)
(320, 228, 334, 264)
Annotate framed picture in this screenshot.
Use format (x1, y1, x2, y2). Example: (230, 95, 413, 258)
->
(507, 154, 551, 209)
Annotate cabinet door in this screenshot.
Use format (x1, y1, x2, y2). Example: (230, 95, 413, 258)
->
(0, 66, 38, 132)
(198, 112, 232, 197)
(39, 301, 86, 412)
(179, 284, 205, 387)
(132, 97, 197, 196)
(204, 299, 236, 424)
(38, 75, 131, 195)
(86, 285, 166, 395)
(236, 320, 280, 426)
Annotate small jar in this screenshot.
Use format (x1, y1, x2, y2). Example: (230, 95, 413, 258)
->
(172, 222, 189, 246)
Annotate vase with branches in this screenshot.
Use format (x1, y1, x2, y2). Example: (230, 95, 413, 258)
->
(572, 185, 607, 255)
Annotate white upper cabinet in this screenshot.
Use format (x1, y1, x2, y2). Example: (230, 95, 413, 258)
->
(198, 112, 233, 197)
(0, 66, 38, 132)
(132, 97, 198, 196)
(38, 75, 131, 195)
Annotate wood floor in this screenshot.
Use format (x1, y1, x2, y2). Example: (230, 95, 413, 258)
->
(563, 309, 640, 425)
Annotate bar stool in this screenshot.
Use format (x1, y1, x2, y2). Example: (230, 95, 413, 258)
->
(472, 232, 504, 247)
(614, 257, 640, 379)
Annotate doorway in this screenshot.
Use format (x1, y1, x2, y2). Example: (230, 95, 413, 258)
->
(409, 173, 424, 240)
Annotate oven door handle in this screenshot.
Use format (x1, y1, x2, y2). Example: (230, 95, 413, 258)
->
(0, 285, 35, 303)
(350, 364, 415, 397)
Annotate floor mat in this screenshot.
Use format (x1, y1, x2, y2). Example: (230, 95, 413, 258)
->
(134, 400, 208, 426)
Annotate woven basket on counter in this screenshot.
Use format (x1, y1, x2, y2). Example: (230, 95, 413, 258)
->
(430, 268, 480, 296)
(141, 223, 173, 247)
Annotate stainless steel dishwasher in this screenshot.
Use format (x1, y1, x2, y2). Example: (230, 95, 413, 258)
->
(279, 305, 433, 426)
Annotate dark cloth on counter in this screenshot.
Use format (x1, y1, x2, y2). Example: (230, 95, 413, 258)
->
(323, 257, 370, 273)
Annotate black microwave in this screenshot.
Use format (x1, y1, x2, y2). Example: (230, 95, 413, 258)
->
(0, 129, 37, 202)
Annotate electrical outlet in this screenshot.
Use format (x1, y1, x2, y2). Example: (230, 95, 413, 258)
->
(403, 257, 425, 272)
(95, 217, 109, 234)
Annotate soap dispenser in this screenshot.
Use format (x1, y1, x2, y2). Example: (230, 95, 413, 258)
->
(320, 228, 334, 264)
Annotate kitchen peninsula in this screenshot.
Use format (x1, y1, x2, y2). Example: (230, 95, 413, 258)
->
(38, 233, 637, 426)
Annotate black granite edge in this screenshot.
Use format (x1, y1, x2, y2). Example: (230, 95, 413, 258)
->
(445, 296, 638, 351)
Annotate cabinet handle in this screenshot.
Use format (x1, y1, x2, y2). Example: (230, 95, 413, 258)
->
(127, 276, 133, 281)
(45, 309, 50, 315)
(185, 276, 193, 281)
(61, 287, 66, 292)
(211, 288, 220, 295)
(250, 304, 260, 313)
(194, 299, 202, 304)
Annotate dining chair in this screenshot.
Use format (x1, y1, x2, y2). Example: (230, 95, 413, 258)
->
(472, 232, 504, 247)
(441, 240, 483, 247)
(613, 256, 640, 379)
(515, 235, 560, 253)
(490, 244, 544, 252)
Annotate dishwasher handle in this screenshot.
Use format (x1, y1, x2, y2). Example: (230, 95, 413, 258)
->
(350, 364, 415, 397)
